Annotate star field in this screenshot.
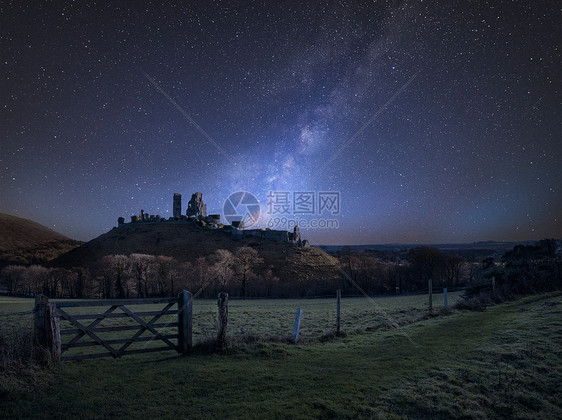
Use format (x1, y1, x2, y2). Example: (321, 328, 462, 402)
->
(1, 1, 560, 244)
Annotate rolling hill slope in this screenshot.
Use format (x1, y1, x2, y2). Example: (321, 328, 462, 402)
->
(0, 213, 72, 251)
(0, 213, 82, 267)
(51, 222, 341, 286)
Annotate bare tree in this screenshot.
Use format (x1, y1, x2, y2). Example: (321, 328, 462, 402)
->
(190, 257, 212, 297)
(0, 265, 26, 294)
(27, 265, 50, 295)
(102, 255, 131, 298)
(406, 247, 445, 288)
(234, 247, 263, 299)
(443, 254, 464, 286)
(211, 249, 235, 293)
(261, 268, 279, 296)
(49, 268, 71, 298)
(130, 254, 155, 297)
(152, 255, 175, 296)
(72, 266, 91, 298)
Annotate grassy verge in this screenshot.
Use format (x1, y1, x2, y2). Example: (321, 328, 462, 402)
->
(1, 291, 560, 418)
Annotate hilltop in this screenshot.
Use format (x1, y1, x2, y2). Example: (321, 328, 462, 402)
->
(0, 214, 71, 251)
(50, 222, 341, 287)
(0, 214, 82, 268)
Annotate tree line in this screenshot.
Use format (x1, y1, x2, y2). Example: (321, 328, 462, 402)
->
(0, 247, 268, 299)
(334, 239, 561, 296)
(334, 246, 469, 295)
(1, 240, 560, 299)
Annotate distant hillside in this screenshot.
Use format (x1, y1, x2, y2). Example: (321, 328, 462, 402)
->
(51, 222, 341, 285)
(318, 240, 537, 254)
(0, 214, 82, 267)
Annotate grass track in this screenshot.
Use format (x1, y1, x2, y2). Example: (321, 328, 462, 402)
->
(1, 292, 561, 418)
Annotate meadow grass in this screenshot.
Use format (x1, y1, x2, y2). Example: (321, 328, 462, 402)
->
(0, 291, 461, 350)
(1, 292, 560, 418)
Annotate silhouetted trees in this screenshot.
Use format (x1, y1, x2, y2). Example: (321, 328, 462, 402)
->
(191, 257, 211, 297)
(1, 239, 559, 299)
(1, 265, 26, 295)
(234, 247, 263, 299)
(334, 246, 473, 294)
(406, 246, 445, 288)
(130, 254, 154, 298)
(153, 255, 175, 297)
(0, 265, 94, 297)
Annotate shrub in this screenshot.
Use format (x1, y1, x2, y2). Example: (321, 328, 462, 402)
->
(0, 328, 54, 371)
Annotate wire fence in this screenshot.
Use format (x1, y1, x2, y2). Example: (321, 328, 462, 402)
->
(0, 291, 464, 353)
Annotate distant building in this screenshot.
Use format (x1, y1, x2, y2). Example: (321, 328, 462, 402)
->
(173, 193, 182, 218)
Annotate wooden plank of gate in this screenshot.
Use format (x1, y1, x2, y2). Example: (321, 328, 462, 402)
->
(64, 310, 176, 320)
(116, 302, 176, 355)
(56, 297, 177, 307)
(60, 322, 179, 335)
(57, 307, 120, 358)
(118, 305, 178, 351)
(66, 305, 118, 347)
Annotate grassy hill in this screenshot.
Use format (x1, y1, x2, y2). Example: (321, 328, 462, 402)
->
(51, 222, 341, 287)
(0, 214, 71, 251)
(1, 292, 560, 418)
(0, 214, 82, 268)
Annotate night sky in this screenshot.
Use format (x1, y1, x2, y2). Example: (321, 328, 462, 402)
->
(1, 1, 560, 245)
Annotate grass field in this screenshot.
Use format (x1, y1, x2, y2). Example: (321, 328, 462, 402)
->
(1, 292, 561, 418)
(0, 291, 461, 352)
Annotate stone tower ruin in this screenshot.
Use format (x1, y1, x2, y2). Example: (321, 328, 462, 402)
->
(186, 192, 207, 218)
(173, 193, 182, 218)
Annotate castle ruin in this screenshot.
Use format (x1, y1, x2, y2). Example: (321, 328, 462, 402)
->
(186, 192, 207, 218)
(117, 192, 307, 246)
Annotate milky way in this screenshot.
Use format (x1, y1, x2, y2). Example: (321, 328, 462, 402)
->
(1, 1, 560, 244)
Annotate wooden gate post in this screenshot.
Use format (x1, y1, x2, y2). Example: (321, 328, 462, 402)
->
(178, 290, 193, 353)
(443, 287, 448, 309)
(33, 295, 61, 362)
(336, 289, 341, 335)
(293, 308, 303, 343)
(216, 292, 229, 350)
(428, 279, 433, 311)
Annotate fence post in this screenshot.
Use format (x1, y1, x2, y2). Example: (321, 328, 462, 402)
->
(492, 276, 496, 295)
(216, 292, 229, 350)
(178, 290, 193, 353)
(428, 279, 433, 311)
(293, 308, 303, 343)
(443, 287, 448, 309)
(33, 295, 61, 362)
(336, 289, 341, 335)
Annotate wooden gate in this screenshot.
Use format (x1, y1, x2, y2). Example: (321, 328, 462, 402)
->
(34, 290, 192, 361)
